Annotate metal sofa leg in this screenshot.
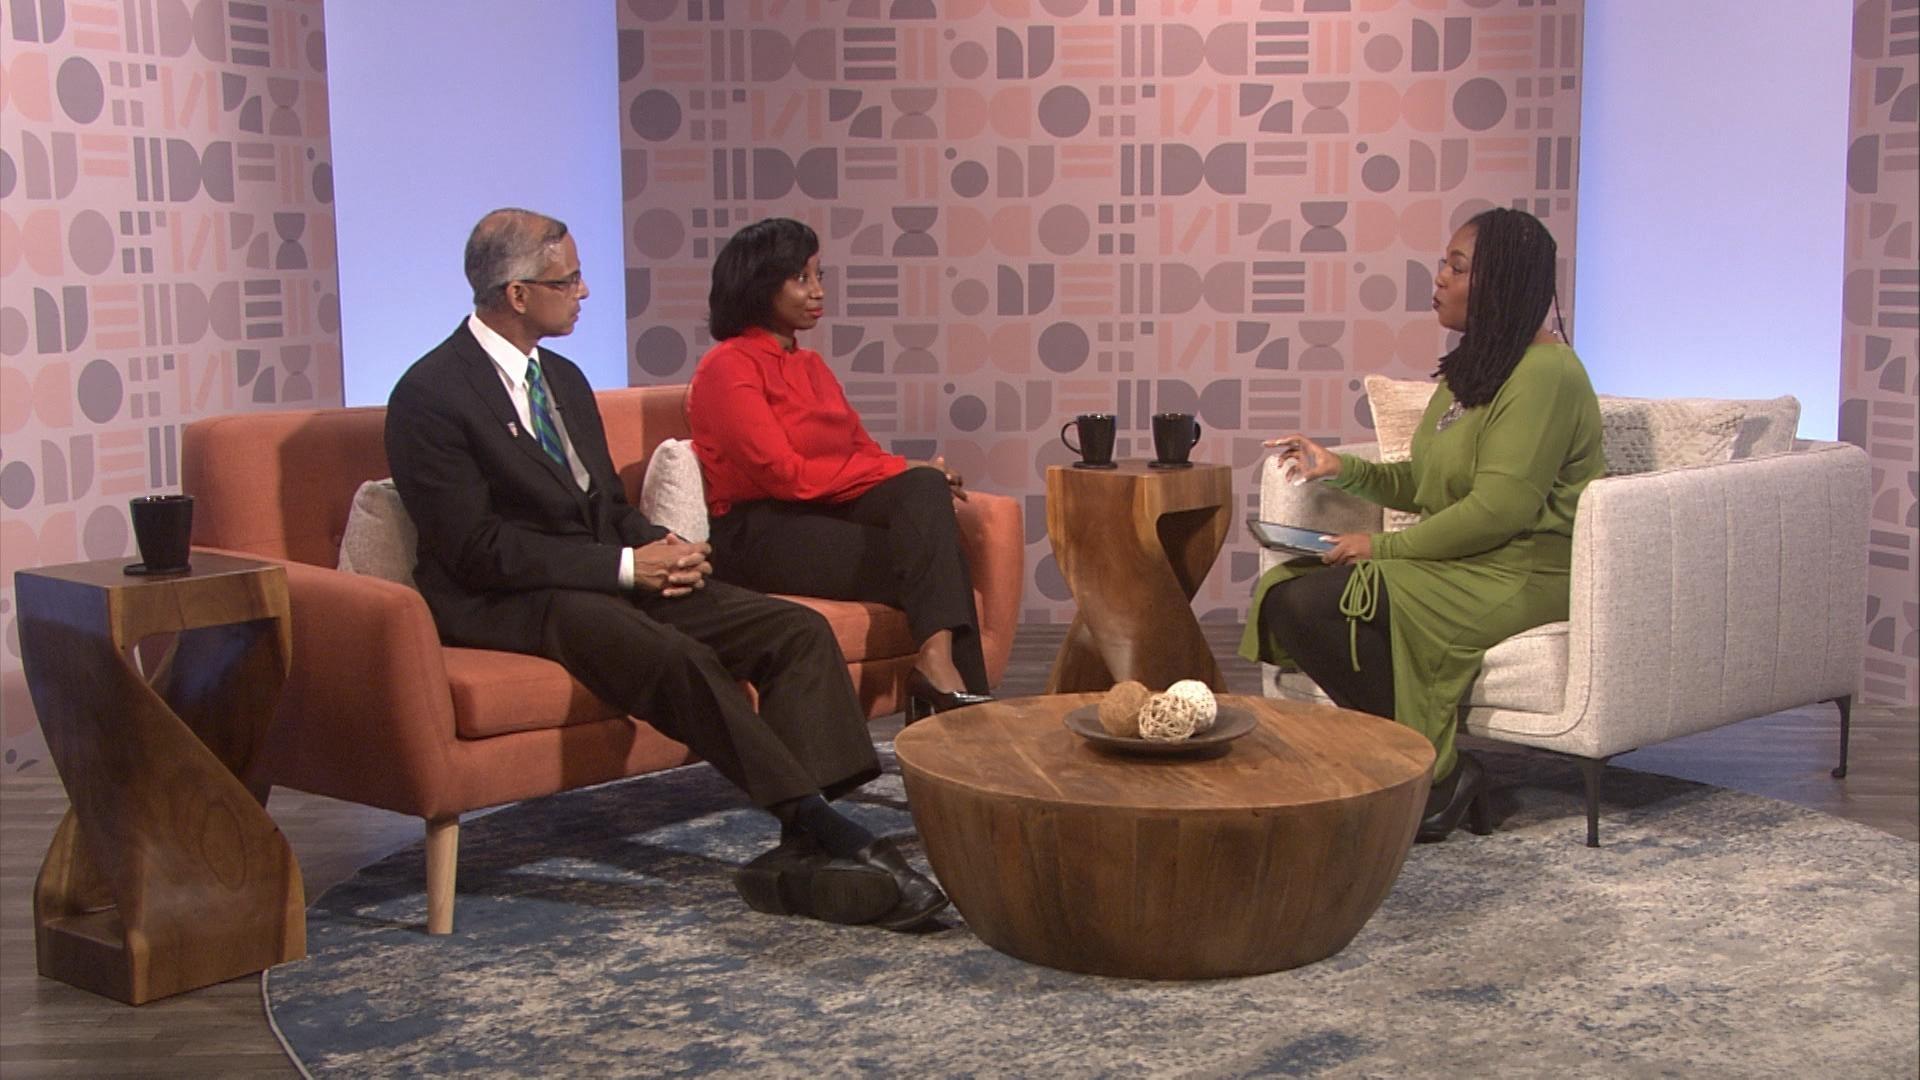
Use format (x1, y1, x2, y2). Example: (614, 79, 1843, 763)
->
(1829, 695, 1852, 779)
(426, 815, 460, 935)
(1580, 757, 1609, 848)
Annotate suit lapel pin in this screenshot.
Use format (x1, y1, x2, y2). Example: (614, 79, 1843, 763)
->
(508, 421, 520, 438)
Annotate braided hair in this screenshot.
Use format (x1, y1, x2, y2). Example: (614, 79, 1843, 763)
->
(1435, 207, 1561, 408)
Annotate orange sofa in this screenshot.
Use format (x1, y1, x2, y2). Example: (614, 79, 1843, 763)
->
(181, 385, 1023, 933)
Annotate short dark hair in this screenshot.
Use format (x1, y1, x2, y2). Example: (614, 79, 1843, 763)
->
(466, 208, 569, 310)
(1435, 207, 1560, 408)
(707, 217, 819, 341)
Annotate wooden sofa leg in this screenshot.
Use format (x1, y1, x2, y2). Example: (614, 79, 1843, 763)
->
(426, 816, 459, 935)
(1829, 695, 1852, 779)
(1579, 758, 1608, 848)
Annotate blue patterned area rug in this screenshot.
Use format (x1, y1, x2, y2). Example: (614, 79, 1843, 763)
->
(265, 747, 1919, 1079)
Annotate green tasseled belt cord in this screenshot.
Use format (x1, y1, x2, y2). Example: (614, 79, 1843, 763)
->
(1336, 560, 1382, 671)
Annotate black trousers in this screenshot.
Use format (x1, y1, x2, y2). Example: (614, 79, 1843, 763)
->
(533, 579, 879, 809)
(707, 467, 990, 694)
(1258, 563, 1396, 720)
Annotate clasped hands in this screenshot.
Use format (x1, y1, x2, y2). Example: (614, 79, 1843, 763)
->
(634, 534, 713, 597)
(1264, 432, 1373, 565)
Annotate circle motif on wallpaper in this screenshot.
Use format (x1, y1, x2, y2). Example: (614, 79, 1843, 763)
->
(1037, 86, 1090, 138)
(57, 58, 104, 124)
(949, 395, 988, 432)
(0, 462, 34, 511)
(634, 326, 687, 379)
(632, 209, 684, 260)
(1038, 205, 1089, 256)
(0, 308, 29, 356)
(949, 41, 988, 79)
(84, 505, 129, 561)
(1362, 154, 1401, 194)
(1453, 78, 1507, 132)
(951, 279, 990, 317)
(77, 360, 123, 425)
(1360, 274, 1399, 313)
(1364, 33, 1403, 73)
(1037, 322, 1090, 374)
(950, 160, 989, 198)
(629, 90, 681, 142)
(66, 211, 116, 276)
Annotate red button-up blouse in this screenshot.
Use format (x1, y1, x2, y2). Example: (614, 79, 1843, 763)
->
(687, 327, 907, 517)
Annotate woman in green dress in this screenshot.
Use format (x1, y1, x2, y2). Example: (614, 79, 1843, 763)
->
(1241, 206, 1605, 842)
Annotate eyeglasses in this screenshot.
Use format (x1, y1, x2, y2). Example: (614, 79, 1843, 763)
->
(518, 270, 583, 292)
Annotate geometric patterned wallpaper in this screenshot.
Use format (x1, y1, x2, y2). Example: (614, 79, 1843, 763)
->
(618, 0, 1585, 624)
(0, 0, 342, 771)
(1842, 0, 1919, 707)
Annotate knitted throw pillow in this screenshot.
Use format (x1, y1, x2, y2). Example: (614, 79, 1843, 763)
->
(1728, 395, 1801, 458)
(1596, 397, 1746, 476)
(1362, 375, 1438, 532)
(639, 438, 710, 542)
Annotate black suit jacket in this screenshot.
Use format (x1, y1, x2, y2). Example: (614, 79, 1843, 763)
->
(386, 321, 669, 653)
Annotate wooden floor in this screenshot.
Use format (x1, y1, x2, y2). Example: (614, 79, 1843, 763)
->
(2, 623, 1914, 1077)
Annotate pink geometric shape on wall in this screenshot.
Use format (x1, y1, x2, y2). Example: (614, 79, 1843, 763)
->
(619, 2, 1585, 626)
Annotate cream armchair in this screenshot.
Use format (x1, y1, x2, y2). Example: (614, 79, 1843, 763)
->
(1256, 439, 1871, 845)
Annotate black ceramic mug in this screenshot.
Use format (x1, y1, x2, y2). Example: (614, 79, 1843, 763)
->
(1060, 413, 1117, 468)
(128, 494, 194, 575)
(1151, 412, 1203, 467)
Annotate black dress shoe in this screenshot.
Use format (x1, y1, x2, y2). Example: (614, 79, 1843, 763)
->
(1416, 751, 1493, 843)
(734, 836, 902, 926)
(852, 837, 950, 931)
(903, 670, 995, 725)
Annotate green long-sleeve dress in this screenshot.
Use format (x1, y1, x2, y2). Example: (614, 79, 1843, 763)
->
(1239, 343, 1605, 778)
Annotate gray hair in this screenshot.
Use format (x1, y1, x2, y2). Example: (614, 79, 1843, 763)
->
(465, 208, 570, 309)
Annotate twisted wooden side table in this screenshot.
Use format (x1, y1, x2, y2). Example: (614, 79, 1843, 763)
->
(1044, 459, 1233, 692)
(14, 553, 304, 1004)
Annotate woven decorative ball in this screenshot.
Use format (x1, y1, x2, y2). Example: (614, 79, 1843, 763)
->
(1164, 679, 1217, 733)
(1136, 691, 1200, 742)
(1097, 680, 1152, 737)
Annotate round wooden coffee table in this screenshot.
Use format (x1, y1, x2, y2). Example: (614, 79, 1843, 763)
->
(894, 693, 1435, 980)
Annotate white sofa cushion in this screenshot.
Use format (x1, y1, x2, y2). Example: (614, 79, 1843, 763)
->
(336, 478, 419, 588)
(1469, 621, 1569, 713)
(1270, 620, 1569, 716)
(639, 438, 709, 542)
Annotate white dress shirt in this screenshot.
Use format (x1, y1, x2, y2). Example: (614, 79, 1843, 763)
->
(467, 314, 637, 588)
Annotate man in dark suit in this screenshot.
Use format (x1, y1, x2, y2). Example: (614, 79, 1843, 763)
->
(386, 208, 945, 931)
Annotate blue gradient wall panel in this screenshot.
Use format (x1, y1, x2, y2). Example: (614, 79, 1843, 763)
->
(1575, 1, 1851, 438)
(325, 0, 626, 405)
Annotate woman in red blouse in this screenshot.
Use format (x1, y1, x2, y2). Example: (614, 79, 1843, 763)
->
(687, 218, 990, 719)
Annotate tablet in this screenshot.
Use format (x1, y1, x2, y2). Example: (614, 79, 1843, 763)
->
(1245, 517, 1335, 556)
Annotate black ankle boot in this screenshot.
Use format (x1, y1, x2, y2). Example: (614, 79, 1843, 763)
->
(1416, 751, 1492, 843)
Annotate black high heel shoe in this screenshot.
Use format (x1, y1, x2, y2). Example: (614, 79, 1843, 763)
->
(1416, 751, 1493, 842)
(903, 670, 994, 725)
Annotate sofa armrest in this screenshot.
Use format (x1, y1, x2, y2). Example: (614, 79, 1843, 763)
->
(953, 491, 1023, 687)
(1255, 443, 1384, 577)
(1560, 442, 1870, 753)
(207, 549, 465, 816)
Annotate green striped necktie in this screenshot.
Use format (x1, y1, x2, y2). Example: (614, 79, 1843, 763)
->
(525, 359, 566, 467)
